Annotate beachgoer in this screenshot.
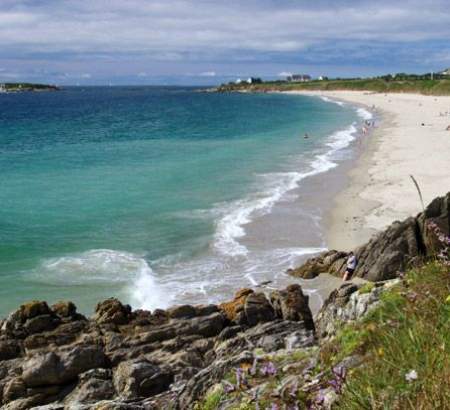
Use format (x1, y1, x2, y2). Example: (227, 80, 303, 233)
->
(343, 251, 357, 281)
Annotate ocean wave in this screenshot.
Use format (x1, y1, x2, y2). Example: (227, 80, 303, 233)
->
(32, 249, 168, 310)
(212, 121, 359, 258)
(319, 96, 345, 106)
(357, 107, 373, 120)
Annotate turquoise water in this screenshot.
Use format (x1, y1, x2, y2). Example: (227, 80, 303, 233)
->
(0, 87, 363, 315)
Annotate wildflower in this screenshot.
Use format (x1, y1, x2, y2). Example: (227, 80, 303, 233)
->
(260, 361, 277, 377)
(377, 347, 384, 357)
(405, 369, 418, 382)
(445, 295, 450, 304)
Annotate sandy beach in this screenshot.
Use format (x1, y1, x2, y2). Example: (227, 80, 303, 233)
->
(292, 91, 450, 250)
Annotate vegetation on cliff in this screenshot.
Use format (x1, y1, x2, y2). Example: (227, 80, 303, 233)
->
(197, 261, 450, 409)
(217, 78, 450, 96)
(0, 83, 59, 92)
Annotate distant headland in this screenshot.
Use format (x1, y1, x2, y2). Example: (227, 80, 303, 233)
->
(0, 82, 59, 93)
(216, 71, 450, 95)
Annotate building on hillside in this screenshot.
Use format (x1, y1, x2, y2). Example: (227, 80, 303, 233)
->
(0, 83, 6, 92)
(287, 74, 311, 82)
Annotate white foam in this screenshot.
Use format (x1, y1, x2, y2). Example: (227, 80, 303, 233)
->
(320, 96, 345, 106)
(357, 107, 373, 120)
(33, 249, 168, 311)
(213, 121, 359, 258)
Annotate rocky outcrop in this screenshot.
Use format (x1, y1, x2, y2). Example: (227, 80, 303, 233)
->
(289, 192, 450, 281)
(315, 279, 401, 339)
(0, 285, 315, 409)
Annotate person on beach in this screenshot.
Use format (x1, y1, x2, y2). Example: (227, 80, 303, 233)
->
(343, 251, 357, 281)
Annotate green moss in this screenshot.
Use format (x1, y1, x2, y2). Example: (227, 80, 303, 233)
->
(194, 385, 224, 410)
(358, 282, 375, 295)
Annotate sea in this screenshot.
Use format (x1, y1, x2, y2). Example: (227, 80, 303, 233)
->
(0, 87, 372, 316)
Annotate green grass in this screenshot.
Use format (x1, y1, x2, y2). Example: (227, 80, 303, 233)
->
(217, 78, 450, 95)
(194, 262, 450, 409)
(337, 262, 450, 409)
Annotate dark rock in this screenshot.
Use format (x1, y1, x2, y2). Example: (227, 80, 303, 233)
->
(94, 298, 132, 325)
(51, 301, 77, 318)
(166, 305, 197, 319)
(64, 368, 115, 404)
(270, 284, 315, 331)
(289, 192, 450, 282)
(23, 315, 60, 335)
(113, 359, 173, 399)
(22, 345, 107, 387)
(242, 292, 275, 326)
(2, 377, 26, 402)
(0, 340, 21, 361)
(219, 288, 253, 321)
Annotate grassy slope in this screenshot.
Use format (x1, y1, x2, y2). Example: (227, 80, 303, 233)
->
(335, 262, 450, 409)
(217, 79, 450, 95)
(196, 261, 450, 409)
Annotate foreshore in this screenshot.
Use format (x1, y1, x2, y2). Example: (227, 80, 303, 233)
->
(287, 90, 450, 250)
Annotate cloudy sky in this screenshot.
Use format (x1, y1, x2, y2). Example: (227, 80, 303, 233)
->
(1, 0, 450, 85)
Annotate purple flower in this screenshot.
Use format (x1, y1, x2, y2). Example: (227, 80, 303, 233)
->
(260, 361, 277, 377)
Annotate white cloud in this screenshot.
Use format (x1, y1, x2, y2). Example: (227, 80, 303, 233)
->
(199, 71, 216, 77)
(278, 71, 292, 77)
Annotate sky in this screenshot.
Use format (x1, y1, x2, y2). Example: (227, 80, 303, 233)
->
(1, 0, 450, 85)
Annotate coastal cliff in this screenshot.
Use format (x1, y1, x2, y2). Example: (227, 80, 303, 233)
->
(0, 193, 449, 409)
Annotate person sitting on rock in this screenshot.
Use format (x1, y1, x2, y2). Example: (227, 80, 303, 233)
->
(343, 251, 357, 281)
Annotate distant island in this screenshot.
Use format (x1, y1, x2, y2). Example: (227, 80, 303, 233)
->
(0, 82, 59, 93)
(217, 71, 450, 95)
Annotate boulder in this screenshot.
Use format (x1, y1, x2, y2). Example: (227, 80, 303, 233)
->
(51, 301, 77, 318)
(94, 299, 132, 326)
(218, 288, 253, 322)
(0, 340, 21, 361)
(113, 359, 173, 399)
(242, 292, 275, 326)
(289, 192, 450, 282)
(64, 368, 115, 404)
(270, 284, 315, 331)
(166, 305, 197, 319)
(22, 345, 107, 387)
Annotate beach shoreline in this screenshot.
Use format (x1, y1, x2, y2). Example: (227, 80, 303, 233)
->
(287, 90, 450, 250)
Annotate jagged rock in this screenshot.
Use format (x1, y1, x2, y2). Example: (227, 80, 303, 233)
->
(287, 251, 347, 279)
(23, 314, 60, 335)
(219, 288, 253, 321)
(316, 279, 400, 339)
(270, 284, 315, 330)
(94, 299, 132, 325)
(64, 368, 115, 405)
(166, 305, 197, 319)
(22, 345, 107, 386)
(242, 292, 275, 326)
(2, 377, 26, 402)
(51, 301, 77, 318)
(0, 340, 21, 361)
(289, 192, 450, 282)
(1, 301, 54, 338)
(113, 359, 173, 399)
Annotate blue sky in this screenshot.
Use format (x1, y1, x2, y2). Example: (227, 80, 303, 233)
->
(1, 0, 450, 85)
